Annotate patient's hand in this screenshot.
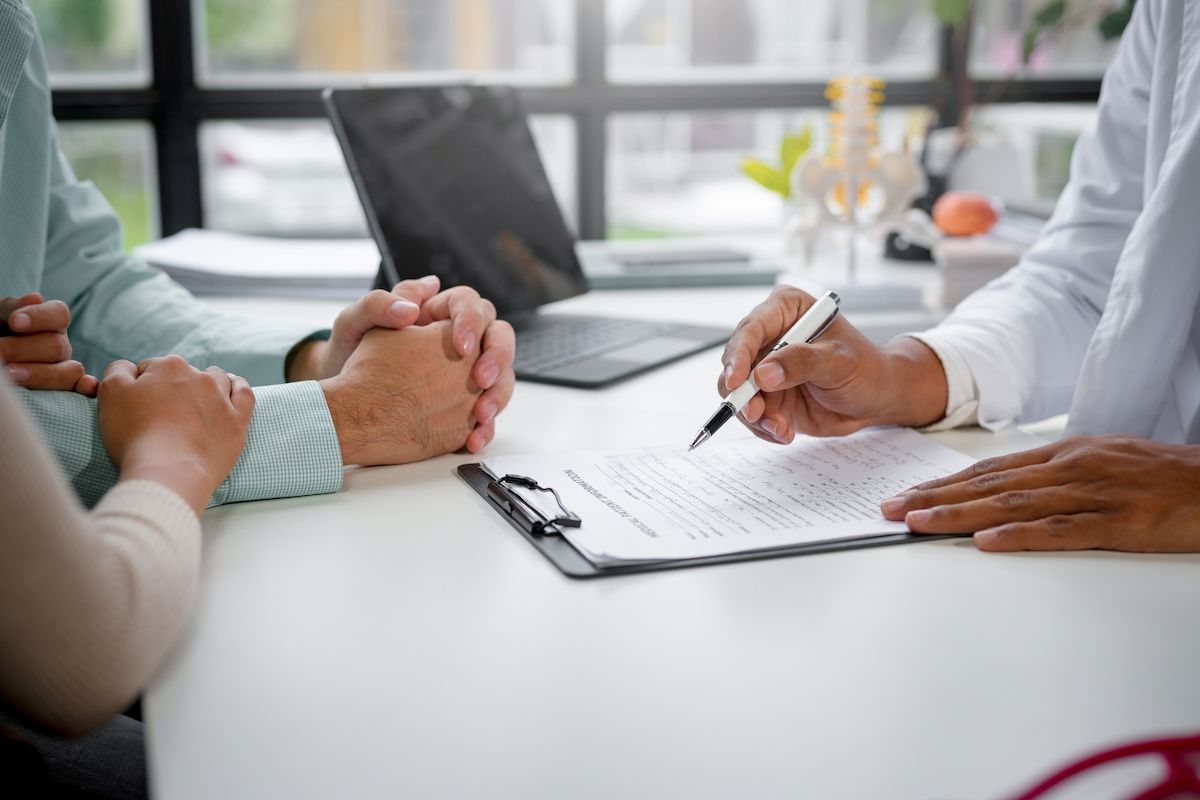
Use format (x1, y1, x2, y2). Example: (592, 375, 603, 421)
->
(320, 320, 497, 465)
(0, 293, 98, 396)
(99, 356, 255, 515)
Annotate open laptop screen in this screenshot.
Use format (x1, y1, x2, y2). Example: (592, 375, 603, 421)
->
(325, 85, 587, 316)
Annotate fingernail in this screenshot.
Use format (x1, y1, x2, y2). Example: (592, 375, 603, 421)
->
(756, 362, 785, 390)
(761, 418, 780, 438)
(906, 509, 933, 527)
(461, 332, 477, 354)
(975, 529, 1002, 548)
(480, 362, 500, 388)
(6, 366, 28, 383)
(881, 494, 909, 515)
(478, 401, 497, 424)
(389, 299, 417, 318)
(420, 275, 440, 285)
(9, 312, 30, 331)
(723, 364, 734, 384)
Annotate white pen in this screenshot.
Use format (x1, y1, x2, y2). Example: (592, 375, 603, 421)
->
(689, 291, 841, 451)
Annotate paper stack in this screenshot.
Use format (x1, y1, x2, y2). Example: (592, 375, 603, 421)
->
(135, 229, 379, 300)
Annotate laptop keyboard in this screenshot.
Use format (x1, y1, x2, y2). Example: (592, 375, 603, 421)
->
(513, 316, 697, 374)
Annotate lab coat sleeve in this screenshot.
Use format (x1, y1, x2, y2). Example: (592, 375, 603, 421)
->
(915, 0, 1158, 428)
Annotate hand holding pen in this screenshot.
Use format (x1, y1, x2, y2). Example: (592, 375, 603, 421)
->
(699, 287, 952, 447)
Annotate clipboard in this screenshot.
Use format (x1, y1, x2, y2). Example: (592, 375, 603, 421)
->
(457, 463, 959, 579)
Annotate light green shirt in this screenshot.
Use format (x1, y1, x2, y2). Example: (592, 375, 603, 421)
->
(0, 0, 343, 507)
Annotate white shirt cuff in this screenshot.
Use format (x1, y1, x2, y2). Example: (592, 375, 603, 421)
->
(903, 332, 981, 431)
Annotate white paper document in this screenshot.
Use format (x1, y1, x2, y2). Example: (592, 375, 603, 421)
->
(482, 427, 975, 566)
(134, 229, 379, 299)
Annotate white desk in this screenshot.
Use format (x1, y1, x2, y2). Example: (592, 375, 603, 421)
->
(145, 285, 1200, 800)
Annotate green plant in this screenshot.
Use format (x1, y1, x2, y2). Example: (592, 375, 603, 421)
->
(740, 125, 813, 199)
(932, 0, 1135, 65)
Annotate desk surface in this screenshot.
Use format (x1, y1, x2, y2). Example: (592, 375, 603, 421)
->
(146, 285, 1200, 800)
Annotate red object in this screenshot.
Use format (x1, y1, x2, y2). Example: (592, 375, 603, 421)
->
(1009, 733, 1200, 800)
(932, 191, 999, 236)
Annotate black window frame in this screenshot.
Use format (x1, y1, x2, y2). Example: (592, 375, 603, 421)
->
(49, 0, 1104, 241)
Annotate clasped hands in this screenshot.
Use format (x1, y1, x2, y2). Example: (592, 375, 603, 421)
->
(719, 286, 1200, 553)
(3, 277, 514, 513)
(285, 275, 515, 465)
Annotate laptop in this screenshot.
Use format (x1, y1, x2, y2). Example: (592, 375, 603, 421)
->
(323, 85, 731, 388)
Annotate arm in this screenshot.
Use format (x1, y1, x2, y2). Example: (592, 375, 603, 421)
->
(39, 138, 322, 384)
(0, 381, 198, 736)
(914, 0, 1158, 427)
(24, 136, 343, 506)
(16, 381, 341, 509)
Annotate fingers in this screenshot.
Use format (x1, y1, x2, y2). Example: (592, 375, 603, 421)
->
(474, 366, 515, 427)
(474, 319, 514, 391)
(5, 360, 86, 391)
(390, 275, 441, 308)
(0, 293, 43, 327)
(137, 354, 192, 375)
(7, 298, 70, 334)
(0, 331, 71, 364)
(974, 513, 1107, 552)
(901, 487, 1099, 535)
(74, 373, 100, 397)
(336, 290, 422, 337)
(753, 340, 847, 393)
(420, 287, 495, 357)
(903, 444, 1062, 494)
(101, 360, 138, 391)
(465, 420, 496, 454)
(228, 373, 256, 418)
(205, 365, 233, 398)
(881, 462, 1078, 521)
(721, 287, 817, 392)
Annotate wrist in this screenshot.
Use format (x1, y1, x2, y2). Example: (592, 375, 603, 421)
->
(879, 337, 950, 428)
(119, 454, 218, 517)
(286, 339, 329, 382)
(320, 376, 364, 466)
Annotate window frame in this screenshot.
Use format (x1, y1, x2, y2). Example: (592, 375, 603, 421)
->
(48, 1, 1104, 241)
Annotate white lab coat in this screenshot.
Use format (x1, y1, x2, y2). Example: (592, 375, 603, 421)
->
(919, 0, 1200, 444)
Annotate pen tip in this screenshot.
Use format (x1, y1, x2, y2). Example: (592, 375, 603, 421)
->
(689, 430, 710, 451)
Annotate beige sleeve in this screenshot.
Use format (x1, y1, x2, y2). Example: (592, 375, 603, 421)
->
(0, 380, 201, 736)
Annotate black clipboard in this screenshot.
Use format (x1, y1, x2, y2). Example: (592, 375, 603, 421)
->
(457, 463, 958, 579)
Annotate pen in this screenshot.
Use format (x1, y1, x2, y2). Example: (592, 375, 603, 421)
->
(689, 291, 841, 451)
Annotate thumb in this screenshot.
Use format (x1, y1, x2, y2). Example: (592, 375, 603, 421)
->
(753, 341, 847, 392)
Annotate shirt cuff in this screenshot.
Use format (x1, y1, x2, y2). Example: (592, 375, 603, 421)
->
(904, 331, 981, 431)
(209, 381, 344, 506)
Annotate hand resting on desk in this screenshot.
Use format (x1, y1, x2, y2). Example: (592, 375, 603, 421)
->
(722, 287, 1200, 553)
(286, 275, 515, 460)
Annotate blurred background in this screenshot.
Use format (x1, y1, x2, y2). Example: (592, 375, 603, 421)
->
(36, 0, 1119, 250)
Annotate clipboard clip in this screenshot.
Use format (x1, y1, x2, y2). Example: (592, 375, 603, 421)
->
(486, 474, 582, 537)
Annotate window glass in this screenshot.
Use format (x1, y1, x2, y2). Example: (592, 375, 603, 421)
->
(970, 1, 1120, 78)
(607, 0, 938, 83)
(196, 0, 574, 86)
(607, 107, 931, 239)
(200, 116, 577, 238)
(58, 121, 159, 250)
(26, 0, 150, 88)
(961, 103, 1097, 216)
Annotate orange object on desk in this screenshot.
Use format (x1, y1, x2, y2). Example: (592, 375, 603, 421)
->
(932, 191, 999, 236)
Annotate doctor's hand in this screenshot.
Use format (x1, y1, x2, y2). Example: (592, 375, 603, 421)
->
(0, 293, 98, 396)
(320, 319, 504, 465)
(881, 435, 1200, 552)
(719, 287, 948, 443)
